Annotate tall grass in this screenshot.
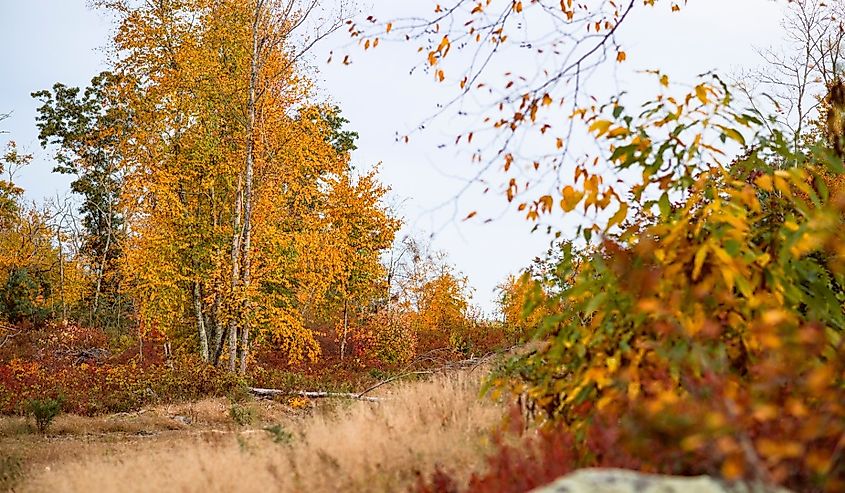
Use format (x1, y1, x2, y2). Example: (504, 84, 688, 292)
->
(23, 371, 504, 492)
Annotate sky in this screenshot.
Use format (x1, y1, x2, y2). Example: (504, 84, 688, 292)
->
(0, 0, 787, 313)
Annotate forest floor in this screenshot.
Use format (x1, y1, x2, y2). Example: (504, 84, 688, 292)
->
(1, 370, 505, 493)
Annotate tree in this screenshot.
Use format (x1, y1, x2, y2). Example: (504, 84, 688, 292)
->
(322, 168, 400, 360)
(96, 0, 386, 373)
(33, 72, 132, 333)
(736, 0, 845, 150)
(0, 141, 86, 326)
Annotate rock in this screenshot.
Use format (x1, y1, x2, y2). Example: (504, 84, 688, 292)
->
(530, 469, 791, 493)
(171, 415, 192, 426)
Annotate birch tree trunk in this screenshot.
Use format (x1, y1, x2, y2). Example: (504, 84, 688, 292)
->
(229, 173, 243, 372)
(239, 0, 261, 375)
(194, 281, 210, 362)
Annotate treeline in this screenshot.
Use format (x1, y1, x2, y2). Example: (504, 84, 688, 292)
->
(0, 0, 526, 375)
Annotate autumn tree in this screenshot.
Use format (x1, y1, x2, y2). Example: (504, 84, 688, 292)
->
(0, 141, 86, 326)
(93, 0, 410, 375)
(321, 167, 401, 360)
(384, 237, 476, 355)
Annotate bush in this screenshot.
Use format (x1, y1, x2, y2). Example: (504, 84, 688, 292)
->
(264, 424, 293, 444)
(0, 267, 50, 326)
(0, 355, 245, 416)
(229, 400, 256, 426)
(489, 79, 845, 492)
(25, 396, 62, 433)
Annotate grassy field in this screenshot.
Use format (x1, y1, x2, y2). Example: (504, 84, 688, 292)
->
(1, 371, 504, 492)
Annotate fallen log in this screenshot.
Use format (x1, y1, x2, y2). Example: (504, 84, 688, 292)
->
(249, 388, 383, 402)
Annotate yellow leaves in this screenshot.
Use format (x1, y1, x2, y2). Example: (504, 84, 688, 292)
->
(605, 354, 620, 373)
(560, 185, 584, 212)
(692, 244, 708, 280)
(607, 202, 628, 229)
(754, 175, 774, 192)
(694, 84, 709, 105)
(773, 171, 792, 196)
(751, 403, 779, 422)
(542, 93, 553, 106)
(427, 36, 452, 65)
(588, 119, 612, 137)
(660, 74, 670, 87)
(636, 298, 661, 313)
(806, 365, 834, 393)
(606, 126, 629, 138)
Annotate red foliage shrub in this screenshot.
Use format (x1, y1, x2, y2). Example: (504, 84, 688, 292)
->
(0, 355, 243, 415)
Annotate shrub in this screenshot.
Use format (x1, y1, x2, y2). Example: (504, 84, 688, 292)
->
(264, 424, 294, 444)
(25, 396, 62, 433)
(489, 79, 845, 492)
(0, 267, 50, 326)
(229, 400, 256, 426)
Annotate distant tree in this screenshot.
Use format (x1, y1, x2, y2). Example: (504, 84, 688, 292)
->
(33, 72, 131, 333)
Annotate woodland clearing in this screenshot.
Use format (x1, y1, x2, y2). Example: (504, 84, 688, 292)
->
(2, 371, 503, 493)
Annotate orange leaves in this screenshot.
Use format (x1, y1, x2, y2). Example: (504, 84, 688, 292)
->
(538, 195, 554, 213)
(428, 35, 451, 67)
(506, 178, 519, 202)
(560, 186, 583, 212)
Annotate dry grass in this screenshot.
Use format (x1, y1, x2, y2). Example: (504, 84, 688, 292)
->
(12, 370, 504, 493)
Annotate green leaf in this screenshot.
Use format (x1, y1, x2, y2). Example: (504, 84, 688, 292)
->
(658, 192, 671, 218)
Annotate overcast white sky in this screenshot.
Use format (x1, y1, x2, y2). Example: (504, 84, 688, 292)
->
(0, 0, 787, 313)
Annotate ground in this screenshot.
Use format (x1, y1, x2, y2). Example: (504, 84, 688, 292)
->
(1, 371, 502, 493)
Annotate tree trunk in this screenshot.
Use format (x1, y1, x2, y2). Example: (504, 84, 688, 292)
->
(92, 220, 112, 325)
(228, 173, 243, 372)
(194, 281, 210, 362)
(340, 297, 349, 360)
(239, 0, 261, 376)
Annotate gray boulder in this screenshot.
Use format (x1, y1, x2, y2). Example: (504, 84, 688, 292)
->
(530, 469, 791, 493)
